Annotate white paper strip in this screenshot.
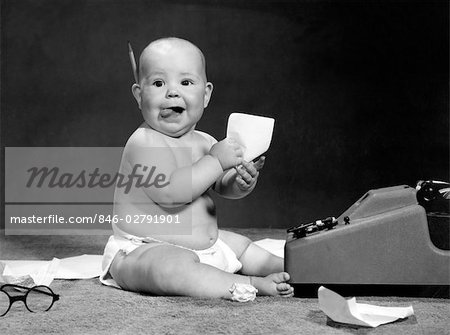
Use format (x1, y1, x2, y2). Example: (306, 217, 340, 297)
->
(253, 238, 285, 258)
(1, 254, 103, 285)
(1, 258, 60, 286)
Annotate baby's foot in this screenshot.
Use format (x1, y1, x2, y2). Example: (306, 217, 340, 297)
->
(252, 272, 294, 297)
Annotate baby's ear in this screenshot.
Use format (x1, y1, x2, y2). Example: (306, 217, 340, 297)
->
(131, 84, 142, 109)
(203, 82, 214, 108)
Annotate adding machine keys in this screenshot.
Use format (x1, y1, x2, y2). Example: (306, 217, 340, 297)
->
(287, 216, 338, 239)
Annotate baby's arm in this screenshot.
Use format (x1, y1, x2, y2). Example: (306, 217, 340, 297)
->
(214, 157, 265, 199)
(127, 136, 243, 207)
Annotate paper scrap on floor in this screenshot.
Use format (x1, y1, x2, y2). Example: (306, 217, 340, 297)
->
(0, 255, 102, 287)
(226, 113, 275, 162)
(0, 258, 60, 287)
(318, 286, 414, 328)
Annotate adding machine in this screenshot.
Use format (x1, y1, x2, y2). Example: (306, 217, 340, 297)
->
(285, 182, 450, 297)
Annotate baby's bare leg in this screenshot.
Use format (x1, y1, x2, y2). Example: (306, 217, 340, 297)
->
(218, 230, 284, 276)
(110, 243, 253, 299)
(219, 230, 293, 297)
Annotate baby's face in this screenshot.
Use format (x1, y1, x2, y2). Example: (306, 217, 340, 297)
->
(134, 41, 213, 137)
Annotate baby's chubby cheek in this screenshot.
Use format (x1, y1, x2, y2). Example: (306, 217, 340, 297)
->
(141, 112, 159, 128)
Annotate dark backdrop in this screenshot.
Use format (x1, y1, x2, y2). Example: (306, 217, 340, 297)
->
(1, 0, 448, 229)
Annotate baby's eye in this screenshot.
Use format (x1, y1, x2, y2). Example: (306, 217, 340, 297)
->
(181, 80, 193, 86)
(152, 80, 164, 87)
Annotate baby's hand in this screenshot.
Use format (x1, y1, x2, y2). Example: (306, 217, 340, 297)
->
(235, 157, 265, 191)
(209, 138, 243, 170)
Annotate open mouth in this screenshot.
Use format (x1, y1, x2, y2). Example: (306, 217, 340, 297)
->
(161, 106, 185, 118)
(169, 106, 185, 113)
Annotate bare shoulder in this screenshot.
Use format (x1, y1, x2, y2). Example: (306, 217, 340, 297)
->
(122, 123, 176, 167)
(126, 123, 168, 148)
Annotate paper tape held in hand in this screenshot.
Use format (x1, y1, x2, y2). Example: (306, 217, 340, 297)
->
(226, 113, 275, 162)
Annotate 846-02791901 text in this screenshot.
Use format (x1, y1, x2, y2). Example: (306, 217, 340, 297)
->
(9, 214, 181, 225)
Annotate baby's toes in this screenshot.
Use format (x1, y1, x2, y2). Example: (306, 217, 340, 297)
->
(278, 285, 294, 297)
(276, 282, 292, 294)
(281, 289, 294, 297)
(273, 272, 290, 284)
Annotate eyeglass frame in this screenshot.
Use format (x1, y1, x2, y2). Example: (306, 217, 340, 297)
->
(0, 284, 60, 316)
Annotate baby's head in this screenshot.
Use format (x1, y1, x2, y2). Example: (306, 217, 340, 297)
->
(132, 37, 213, 137)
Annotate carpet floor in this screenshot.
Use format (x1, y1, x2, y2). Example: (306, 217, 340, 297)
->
(1, 229, 449, 335)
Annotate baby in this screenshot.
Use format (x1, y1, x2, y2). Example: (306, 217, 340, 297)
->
(100, 37, 294, 300)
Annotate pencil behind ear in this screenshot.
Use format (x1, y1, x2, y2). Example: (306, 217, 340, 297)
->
(132, 84, 141, 109)
(128, 41, 139, 84)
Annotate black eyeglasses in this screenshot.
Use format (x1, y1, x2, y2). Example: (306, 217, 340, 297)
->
(0, 284, 60, 316)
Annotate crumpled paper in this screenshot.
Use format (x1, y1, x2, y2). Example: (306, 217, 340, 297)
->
(318, 286, 414, 328)
(229, 282, 258, 302)
(227, 113, 275, 162)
